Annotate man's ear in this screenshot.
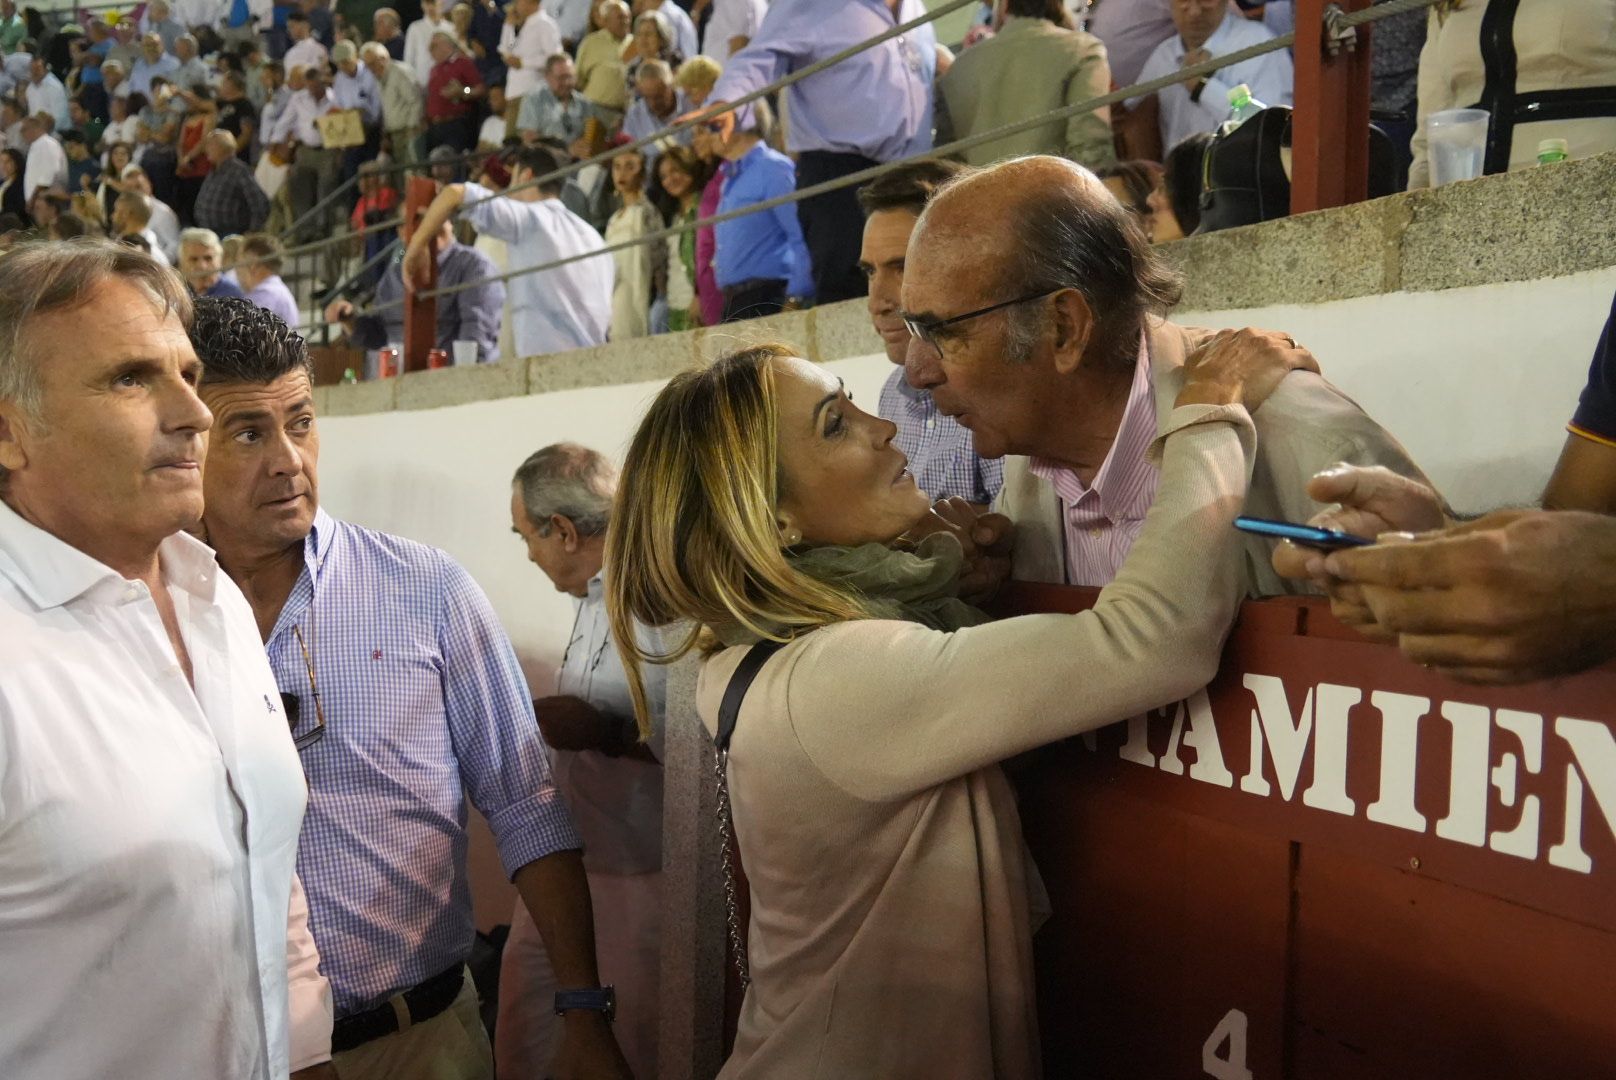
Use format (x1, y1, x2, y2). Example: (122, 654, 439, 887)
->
(0, 403, 32, 475)
(553, 514, 581, 552)
(1048, 288, 1095, 376)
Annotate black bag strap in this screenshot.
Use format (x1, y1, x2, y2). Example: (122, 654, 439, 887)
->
(716, 639, 786, 754)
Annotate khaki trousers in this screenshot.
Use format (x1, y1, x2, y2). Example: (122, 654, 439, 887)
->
(332, 967, 494, 1080)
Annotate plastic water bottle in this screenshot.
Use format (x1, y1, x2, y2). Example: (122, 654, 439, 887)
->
(1537, 138, 1569, 165)
(1219, 84, 1267, 136)
(341, 367, 358, 385)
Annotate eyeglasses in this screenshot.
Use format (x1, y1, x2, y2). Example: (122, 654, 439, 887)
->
(283, 620, 326, 751)
(903, 288, 1061, 352)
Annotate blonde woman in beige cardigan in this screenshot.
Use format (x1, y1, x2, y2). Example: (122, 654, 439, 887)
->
(606, 333, 1313, 1078)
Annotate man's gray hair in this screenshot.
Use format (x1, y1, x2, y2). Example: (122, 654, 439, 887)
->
(0, 239, 190, 425)
(513, 443, 618, 537)
(636, 58, 671, 84)
(180, 226, 221, 252)
(360, 40, 390, 62)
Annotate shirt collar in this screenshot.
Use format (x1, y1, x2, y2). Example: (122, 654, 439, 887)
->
(305, 504, 337, 572)
(1028, 333, 1158, 521)
(0, 497, 220, 609)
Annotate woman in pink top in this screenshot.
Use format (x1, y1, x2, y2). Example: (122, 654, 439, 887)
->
(692, 122, 726, 328)
(604, 316, 1310, 1074)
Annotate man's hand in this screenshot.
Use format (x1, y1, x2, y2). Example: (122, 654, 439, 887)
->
(908, 497, 1015, 605)
(402, 240, 433, 289)
(440, 77, 464, 100)
(552, 1011, 633, 1079)
(680, 98, 733, 142)
(323, 297, 355, 323)
(1270, 464, 1448, 635)
(1180, 46, 1211, 89)
(1322, 510, 1616, 684)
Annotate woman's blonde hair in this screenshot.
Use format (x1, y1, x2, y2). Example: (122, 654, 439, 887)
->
(675, 55, 720, 94)
(606, 344, 879, 735)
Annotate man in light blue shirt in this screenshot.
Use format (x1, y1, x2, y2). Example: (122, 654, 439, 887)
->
(1129, 0, 1293, 154)
(129, 32, 180, 96)
(406, 144, 614, 357)
(713, 107, 813, 321)
(709, 0, 936, 304)
(516, 53, 600, 148)
(620, 58, 689, 171)
(331, 39, 382, 125)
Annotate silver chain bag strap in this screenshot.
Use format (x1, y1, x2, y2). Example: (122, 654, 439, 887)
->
(712, 640, 785, 990)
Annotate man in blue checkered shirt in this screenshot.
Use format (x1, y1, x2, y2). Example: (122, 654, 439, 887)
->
(859, 158, 1004, 506)
(189, 298, 631, 1080)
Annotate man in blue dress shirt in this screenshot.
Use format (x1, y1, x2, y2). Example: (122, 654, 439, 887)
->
(713, 101, 813, 321)
(708, 0, 937, 305)
(190, 298, 632, 1080)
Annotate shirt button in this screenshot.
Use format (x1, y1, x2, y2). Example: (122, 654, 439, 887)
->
(1089, 528, 1102, 538)
(926, 419, 936, 430)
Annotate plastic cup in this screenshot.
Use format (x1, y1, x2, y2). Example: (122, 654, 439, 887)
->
(1427, 108, 1489, 185)
(452, 340, 478, 366)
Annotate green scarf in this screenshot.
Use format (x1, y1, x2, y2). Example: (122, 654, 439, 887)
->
(716, 533, 991, 646)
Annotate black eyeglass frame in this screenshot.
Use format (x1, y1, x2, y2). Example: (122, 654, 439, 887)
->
(902, 287, 1062, 351)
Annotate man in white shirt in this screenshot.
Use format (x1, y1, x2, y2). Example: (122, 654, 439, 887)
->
(111, 190, 173, 265)
(267, 64, 343, 242)
(283, 11, 329, 73)
(19, 115, 65, 204)
(1129, 0, 1293, 154)
(0, 240, 333, 1080)
(24, 56, 67, 131)
(700, 0, 766, 60)
(404, 0, 455, 85)
(497, 443, 667, 1080)
(120, 163, 182, 260)
(500, 0, 561, 124)
(405, 144, 612, 357)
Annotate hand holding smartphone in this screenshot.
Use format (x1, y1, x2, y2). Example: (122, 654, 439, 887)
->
(1234, 515, 1373, 550)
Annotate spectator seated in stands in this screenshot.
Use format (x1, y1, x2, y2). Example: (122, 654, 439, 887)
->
(517, 52, 601, 154)
(1127, 0, 1293, 160)
(605, 145, 664, 341)
(1150, 131, 1213, 241)
(603, 334, 1303, 1079)
(937, 0, 1115, 171)
(901, 155, 1423, 597)
(171, 34, 210, 91)
(858, 157, 1004, 507)
(632, 0, 695, 61)
(575, 0, 630, 116)
(328, 218, 505, 361)
(405, 144, 613, 357)
(179, 226, 248, 298)
(236, 231, 301, 327)
(194, 129, 270, 237)
(1095, 159, 1162, 237)
(711, 101, 811, 322)
(1409, 0, 1616, 187)
(623, 9, 682, 91)
(110, 189, 171, 265)
(620, 58, 688, 170)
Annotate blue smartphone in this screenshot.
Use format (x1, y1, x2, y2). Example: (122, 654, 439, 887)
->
(1234, 515, 1373, 550)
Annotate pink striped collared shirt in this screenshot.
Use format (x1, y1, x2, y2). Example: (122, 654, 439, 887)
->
(1027, 336, 1161, 587)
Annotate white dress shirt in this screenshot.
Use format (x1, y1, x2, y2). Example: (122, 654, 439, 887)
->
(500, 9, 561, 100)
(1130, 12, 1294, 153)
(268, 87, 341, 147)
(25, 73, 69, 130)
(460, 181, 613, 357)
(404, 15, 455, 85)
(550, 573, 666, 875)
(659, 0, 699, 60)
(283, 35, 330, 73)
(149, 196, 182, 259)
(702, 0, 766, 60)
(21, 133, 66, 200)
(0, 501, 333, 1078)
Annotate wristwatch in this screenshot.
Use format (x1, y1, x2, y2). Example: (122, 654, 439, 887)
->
(554, 985, 616, 1022)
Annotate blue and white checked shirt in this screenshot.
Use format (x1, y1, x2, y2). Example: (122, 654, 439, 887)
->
(878, 365, 1004, 504)
(269, 508, 579, 1016)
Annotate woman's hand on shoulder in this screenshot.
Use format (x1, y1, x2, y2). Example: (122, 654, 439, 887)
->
(1175, 327, 1320, 413)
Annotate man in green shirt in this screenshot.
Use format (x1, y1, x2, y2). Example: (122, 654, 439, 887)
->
(0, 0, 28, 54)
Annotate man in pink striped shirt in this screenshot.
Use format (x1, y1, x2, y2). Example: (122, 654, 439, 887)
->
(901, 155, 1426, 595)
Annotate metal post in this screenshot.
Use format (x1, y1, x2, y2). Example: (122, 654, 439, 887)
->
(401, 176, 438, 373)
(1290, 0, 1373, 214)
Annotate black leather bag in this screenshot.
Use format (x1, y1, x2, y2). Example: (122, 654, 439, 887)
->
(1197, 105, 1401, 234)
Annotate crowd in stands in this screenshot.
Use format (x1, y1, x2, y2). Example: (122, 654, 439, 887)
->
(0, 0, 1609, 355)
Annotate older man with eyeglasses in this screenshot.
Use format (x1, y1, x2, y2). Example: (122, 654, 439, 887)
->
(189, 296, 631, 1080)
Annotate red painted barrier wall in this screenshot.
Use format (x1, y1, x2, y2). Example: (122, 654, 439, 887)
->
(999, 584, 1616, 1079)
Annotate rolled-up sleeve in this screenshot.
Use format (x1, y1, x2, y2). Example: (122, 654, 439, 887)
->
(437, 555, 581, 875)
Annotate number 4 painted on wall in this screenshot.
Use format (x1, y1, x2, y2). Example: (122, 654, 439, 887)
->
(1203, 1008, 1254, 1080)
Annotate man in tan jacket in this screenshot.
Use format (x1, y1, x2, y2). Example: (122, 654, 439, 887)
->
(902, 155, 1425, 596)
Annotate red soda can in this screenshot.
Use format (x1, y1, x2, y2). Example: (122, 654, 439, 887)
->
(428, 348, 449, 369)
(378, 347, 399, 378)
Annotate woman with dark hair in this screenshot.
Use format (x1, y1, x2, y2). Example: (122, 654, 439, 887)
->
(1095, 159, 1164, 229)
(653, 144, 710, 331)
(605, 330, 1310, 1077)
(1151, 131, 1213, 242)
(98, 141, 134, 220)
(0, 148, 28, 223)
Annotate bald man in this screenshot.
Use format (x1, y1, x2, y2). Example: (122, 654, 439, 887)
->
(900, 154, 1424, 597)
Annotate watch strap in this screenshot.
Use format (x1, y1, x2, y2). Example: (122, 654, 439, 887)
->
(554, 985, 616, 1021)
